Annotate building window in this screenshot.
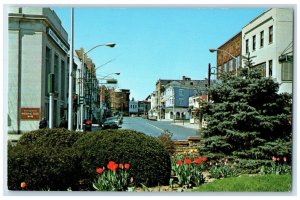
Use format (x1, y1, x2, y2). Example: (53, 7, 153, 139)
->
(236, 55, 241, 68)
(45, 47, 52, 96)
(223, 62, 227, 73)
(61, 60, 65, 100)
(255, 62, 266, 77)
(269, 26, 273, 43)
(179, 89, 184, 96)
(260, 31, 264, 47)
(179, 98, 184, 106)
(228, 59, 233, 72)
(54, 54, 59, 92)
(282, 62, 292, 81)
(246, 39, 249, 54)
(252, 35, 256, 51)
(268, 60, 273, 77)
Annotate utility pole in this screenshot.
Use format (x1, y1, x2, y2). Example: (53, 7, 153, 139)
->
(68, 8, 74, 130)
(208, 63, 211, 102)
(48, 73, 54, 128)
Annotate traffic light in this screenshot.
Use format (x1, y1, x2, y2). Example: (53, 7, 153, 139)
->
(73, 94, 78, 111)
(79, 96, 84, 104)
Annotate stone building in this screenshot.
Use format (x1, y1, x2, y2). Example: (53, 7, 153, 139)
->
(8, 7, 70, 133)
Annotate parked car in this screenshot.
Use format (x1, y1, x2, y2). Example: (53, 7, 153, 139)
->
(102, 119, 120, 130)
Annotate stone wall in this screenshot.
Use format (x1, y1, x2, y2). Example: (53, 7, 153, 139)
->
(173, 136, 201, 155)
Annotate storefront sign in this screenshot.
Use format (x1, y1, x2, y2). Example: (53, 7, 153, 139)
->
(47, 28, 69, 54)
(21, 108, 40, 120)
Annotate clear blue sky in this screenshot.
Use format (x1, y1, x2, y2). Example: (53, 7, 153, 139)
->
(52, 7, 268, 100)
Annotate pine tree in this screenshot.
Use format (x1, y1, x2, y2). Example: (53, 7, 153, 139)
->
(200, 63, 292, 170)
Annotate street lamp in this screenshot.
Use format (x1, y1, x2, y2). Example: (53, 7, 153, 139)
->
(78, 42, 116, 131)
(209, 48, 238, 77)
(97, 72, 120, 81)
(207, 63, 221, 102)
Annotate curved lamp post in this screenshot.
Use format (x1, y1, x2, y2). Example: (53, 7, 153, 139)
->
(97, 72, 120, 81)
(209, 48, 238, 77)
(78, 43, 116, 131)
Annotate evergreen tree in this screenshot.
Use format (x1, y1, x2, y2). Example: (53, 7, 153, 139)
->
(200, 64, 292, 168)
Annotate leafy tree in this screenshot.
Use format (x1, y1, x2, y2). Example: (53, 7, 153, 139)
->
(199, 64, 292, 169)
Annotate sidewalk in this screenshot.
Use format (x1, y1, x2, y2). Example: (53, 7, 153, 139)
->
(171, 121, 200, 130)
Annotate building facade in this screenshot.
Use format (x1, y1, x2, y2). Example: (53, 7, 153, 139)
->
(8, 7, 70, 133)
(75, 48, 100, 122)
(242, 8, 293, 94)
(164, 81, 201, 120)
(189, 95, 208, 127)
(129, 99, 138, 115)
(138, 100, 151, 117)
(215, 32, 242, 77)
(110, 89, 130, 116)
(152, 76, 207, 120)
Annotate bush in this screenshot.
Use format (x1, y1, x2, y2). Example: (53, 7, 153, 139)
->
(7, 128, 83, 191)
(8, 145, 80, 191)
(73, 129, 171, 188)
(157, 130, 176, 156)
(17, 128, 83, 147)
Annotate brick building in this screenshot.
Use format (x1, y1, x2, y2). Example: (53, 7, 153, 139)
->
(215, 32, 242, 78)
(110, 89, 130, 116)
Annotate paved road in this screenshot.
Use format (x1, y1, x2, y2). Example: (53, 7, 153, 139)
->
(121, 117, 200, 140)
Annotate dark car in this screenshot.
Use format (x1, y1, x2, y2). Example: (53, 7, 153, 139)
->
(102, 119, 119, 129)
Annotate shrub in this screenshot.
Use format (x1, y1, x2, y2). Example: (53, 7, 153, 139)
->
(7, 128, 83, 191)
(8, 145, 80, 191)
(17, 128, 83, 147)
(73, 129, 171, 188)
(157, 130, 176, 156)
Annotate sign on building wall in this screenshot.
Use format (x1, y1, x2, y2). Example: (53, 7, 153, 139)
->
(47, 28, 69, 54)
(20, 108, 40, 120)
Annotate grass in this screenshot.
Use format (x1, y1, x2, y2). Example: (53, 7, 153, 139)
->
(193, 174, 292, 192)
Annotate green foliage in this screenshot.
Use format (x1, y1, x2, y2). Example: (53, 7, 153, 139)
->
(93, 161, 131, 191)
(259, 157, 291, 175)
(73, 129, 171, 188)
(208, 159, 238, 179)
(17, 128, 83, 147)
(171, 154, 206, 187)
(200, 67, 292, 170)
(7, 128, 83, 191)
(8, 144, 80, 191)
(157, 130, 176, 156)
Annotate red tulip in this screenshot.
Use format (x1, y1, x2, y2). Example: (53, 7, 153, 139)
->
(124, 163, 130, 170)
(107, 161, 118, 171)
(96, 167, 104, 174)
(184, 158, 192, 165)
(119, 164, 124, 169)
(202, 156, 207, 162)
(194, 157, 202, 164)
(176, 160, 183, 165)
(21, 181, 26, 189)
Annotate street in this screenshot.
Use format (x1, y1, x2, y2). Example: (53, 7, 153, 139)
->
(120, 117, 200, 140)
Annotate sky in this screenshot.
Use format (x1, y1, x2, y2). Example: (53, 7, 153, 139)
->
(51, 6, 269, 101)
